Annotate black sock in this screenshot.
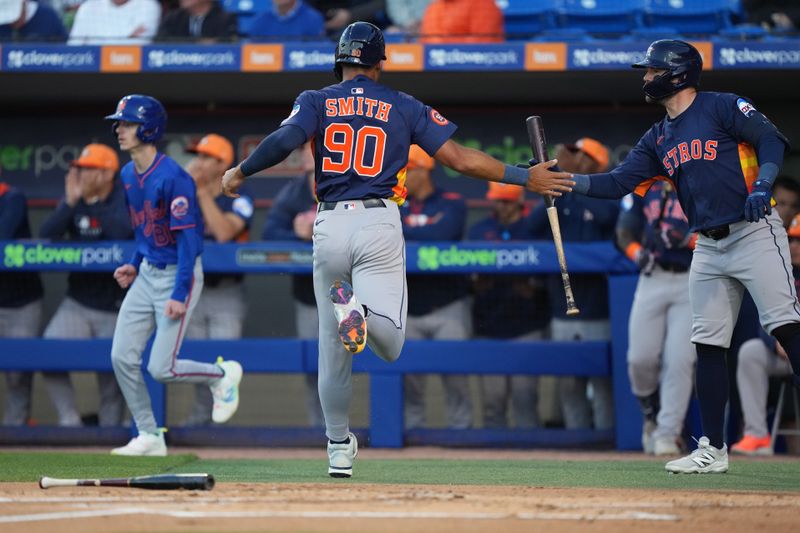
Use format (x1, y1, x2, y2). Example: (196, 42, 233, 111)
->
(770, 324, 800, 388)
(330, 437, 350, 445)
(694, 343, 728, 450)
(637, 390, 660, 424)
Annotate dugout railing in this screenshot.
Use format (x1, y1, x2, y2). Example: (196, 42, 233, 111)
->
(0, 240, 646, 450)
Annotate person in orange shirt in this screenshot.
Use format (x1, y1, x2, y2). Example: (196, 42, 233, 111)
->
(419, 0, 504, 43)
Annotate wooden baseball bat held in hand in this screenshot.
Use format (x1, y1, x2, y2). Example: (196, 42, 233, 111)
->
(526, 115, 580, 316)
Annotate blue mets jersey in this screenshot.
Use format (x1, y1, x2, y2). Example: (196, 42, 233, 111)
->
(602, 92, 778, 231)
(121, 153, 204, 266)
(281, 74, 457, 204)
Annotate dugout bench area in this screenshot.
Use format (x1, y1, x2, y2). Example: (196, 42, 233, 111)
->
(0, 240, 649, 450)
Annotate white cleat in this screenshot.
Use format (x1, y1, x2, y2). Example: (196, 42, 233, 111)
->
(111, 429, 167, 457)
(665, 436, 728, 474)
(210, 358, 243, 423)
(328, 432, 358, 478)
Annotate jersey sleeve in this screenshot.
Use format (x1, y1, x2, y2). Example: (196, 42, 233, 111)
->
(167, 172, 200, 231)
(713, 92, 790, 152)
(608, 129, 666, 197)
(280, 90, 321, 140)
(409, 99, 458, 155)
(231, 195, 254, 229)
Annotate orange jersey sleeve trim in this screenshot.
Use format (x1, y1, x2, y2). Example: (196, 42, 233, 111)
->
(633, 175, 675, 197)
(625, 242, 642, 261)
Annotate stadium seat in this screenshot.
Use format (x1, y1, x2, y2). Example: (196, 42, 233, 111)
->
(556, 0, 646, 36)
(498, 0, 558, 40)
(538, 27, 595, 42)
(625, 26, 683, 42)
(717, 24, 768, 41)
(643, 0, 734, 35)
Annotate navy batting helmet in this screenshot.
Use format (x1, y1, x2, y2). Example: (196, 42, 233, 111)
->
(105, 94, 167, 143)
(631, 40, 702, 101)
(334, 21, 386, 81)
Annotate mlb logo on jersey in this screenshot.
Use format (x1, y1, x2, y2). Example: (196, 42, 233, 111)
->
(171, 195, 189, 218)
(351, 87, 364, 95)
(737, 98, 755, 117)
(343, 202, 357, 210)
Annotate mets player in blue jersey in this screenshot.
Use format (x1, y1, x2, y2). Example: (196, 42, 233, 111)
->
(106, 94, 243, 456)
(616, 181, 696, 456)
(221, 22, 573, 477)
(568, 40, 798, 473)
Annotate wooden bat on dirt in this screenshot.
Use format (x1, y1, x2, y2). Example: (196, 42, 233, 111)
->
(526, 115, 580, 316)
(39, 473, 215, 490)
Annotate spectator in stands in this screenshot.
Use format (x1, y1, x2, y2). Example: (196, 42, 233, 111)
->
(743, 0, 799, 31)
(418, 0, 503, 43)
(0, 178, 45, 426)
(468, 182, 549, 429)
(68, 0, 161, 45)
(261, 143, 324, 427)
(401, 145, 473, 430)
(732, 212, 800, 456)
(0, 0, 67, 42)
(308, 0, 387, 37)
(245, 0, 323, 40)
(385, 0, 430, 35)
(156, 0, 238, 42)
(772, 176, 800, 229)
(181, 134, 252, 426)
(38, 144, 131, 427)
(529, 138, 618, 431)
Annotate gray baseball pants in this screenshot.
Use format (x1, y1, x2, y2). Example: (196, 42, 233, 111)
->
(312, 199, 407, 442)
(44, 297, 126, 427)
(736, 337, 792, 437)
(1, 300, 42, 426)
(111, 258, 223, 434)
(627, 267, 695, 441)
(405, 297, 473, 429)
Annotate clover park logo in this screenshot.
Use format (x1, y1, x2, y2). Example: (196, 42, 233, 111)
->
(417, 246, 440, 271)
(4, 244, 25, 268)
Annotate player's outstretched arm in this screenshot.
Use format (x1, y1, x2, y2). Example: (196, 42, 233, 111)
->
(433, 140, 575, 196)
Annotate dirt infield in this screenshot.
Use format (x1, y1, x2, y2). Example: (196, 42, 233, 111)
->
(1, 447, 798, 532)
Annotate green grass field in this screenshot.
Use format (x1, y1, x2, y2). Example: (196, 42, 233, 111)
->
(2, 452, 799, 492)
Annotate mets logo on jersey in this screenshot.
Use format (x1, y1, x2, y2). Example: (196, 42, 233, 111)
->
(431, 109, 448, 126)
(737, 98, 756, 117)
(170, 196, 189, 218)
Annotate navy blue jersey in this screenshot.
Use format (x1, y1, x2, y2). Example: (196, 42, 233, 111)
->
(39, 181, 132, 311)
(467, 214, 550, 337)
(602, 92, 780, 231)
(204, 190, 254, 288)
(401, 188, 469, 315)
(0, 183, 43, 308)
(281, 74, 457, 203)
(619, 181, 693, 270)
(121, 153, 204, 266)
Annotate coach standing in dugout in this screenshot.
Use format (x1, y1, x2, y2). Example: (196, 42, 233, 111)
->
(529, 139, 619, 431)
(0, 178, 45, 426)
(181, 133, 253, 426)
(468, 182, 549, 429)
(39, 144, 131, 427)
(401, 144, 473, 430)
(567, 40, 798, 474)
(262, 143, 325, 428)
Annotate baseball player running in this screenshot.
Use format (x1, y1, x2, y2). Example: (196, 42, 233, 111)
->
(567, 40, 797, 473)
(616, 181, 695, 456)
(106, 94, 242, 456)
(221, 22, 573, 477)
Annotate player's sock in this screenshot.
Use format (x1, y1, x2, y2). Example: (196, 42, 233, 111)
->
(694, 343, 728, 450)
(330, 436, 351, 444)
(772, 324, 800, 388)
(636, 390, 660, 423)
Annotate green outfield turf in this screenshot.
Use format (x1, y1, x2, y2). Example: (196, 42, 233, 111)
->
(1, 452, 799, 492)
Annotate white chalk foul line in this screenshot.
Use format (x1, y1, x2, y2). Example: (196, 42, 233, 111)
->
(0, 508, 679, 523)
